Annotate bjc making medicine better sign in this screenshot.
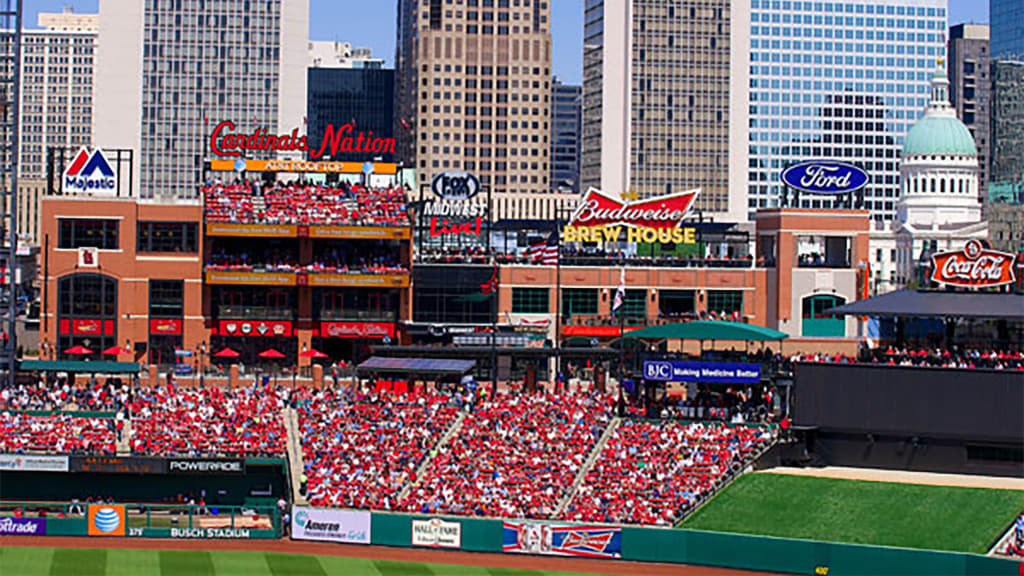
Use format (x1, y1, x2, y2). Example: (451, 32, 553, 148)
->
(643, 360, 761, 385)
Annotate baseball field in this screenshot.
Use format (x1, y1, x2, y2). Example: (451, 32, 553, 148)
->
(680, 472, 1024, 554)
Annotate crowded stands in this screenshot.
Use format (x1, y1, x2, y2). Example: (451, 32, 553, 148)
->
(203, 180, 410, 227)
(129, 384, 288, 457)
(0, 377, 130, 413)
(298, 389, 459, 510)
(561, 420, 775, 525)
(400, 393, 613, 519)
(0, 412, 117, 455)
(790, 346, 1024, 371)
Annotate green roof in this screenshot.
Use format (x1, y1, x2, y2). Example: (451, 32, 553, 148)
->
(902, 115, 977, 157)
(18, 360, 142, 373)
(626, 320, 788, 342)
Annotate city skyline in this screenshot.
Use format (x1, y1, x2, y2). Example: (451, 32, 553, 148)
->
(27, 0, 990, 85)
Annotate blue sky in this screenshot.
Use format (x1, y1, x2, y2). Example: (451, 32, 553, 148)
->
(29, 0, 990, 85)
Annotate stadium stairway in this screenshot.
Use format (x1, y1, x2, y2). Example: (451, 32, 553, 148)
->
(554, 416, 621, 517)
(284, 407, 308, 506)
(397, 411, 467, 502)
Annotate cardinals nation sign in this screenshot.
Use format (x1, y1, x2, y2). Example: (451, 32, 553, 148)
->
(930, 239, 1017, 289)
(563, 187, 700, 244)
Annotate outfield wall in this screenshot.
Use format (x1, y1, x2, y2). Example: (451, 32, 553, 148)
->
(290, 508, 1022, 575)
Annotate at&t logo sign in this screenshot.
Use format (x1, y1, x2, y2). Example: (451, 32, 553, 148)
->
(63, 147, 117, 195)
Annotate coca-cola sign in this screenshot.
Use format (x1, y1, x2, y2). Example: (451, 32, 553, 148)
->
(781, 160, 870, 195)
(569, 187, 699, 230)
(930, 240, 1017, 289)
(209, 121, 395, 160)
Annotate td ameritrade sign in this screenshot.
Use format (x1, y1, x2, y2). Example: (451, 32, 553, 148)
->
(0, 517, 46, 535)
(291, 507, 370, 544)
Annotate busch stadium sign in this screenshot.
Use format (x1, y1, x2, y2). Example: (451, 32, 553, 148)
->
(564, 187, 698, 244)
(930, 239, 1017, 289)
(209, 120, 396, 159)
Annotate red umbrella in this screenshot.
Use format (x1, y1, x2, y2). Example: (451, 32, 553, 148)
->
(64, 345, 93, 355)
(214, 348, 240, 358)
(102, 346, 132, 355)
(258, 348, 286, 359)
(299, 348, 328, 359)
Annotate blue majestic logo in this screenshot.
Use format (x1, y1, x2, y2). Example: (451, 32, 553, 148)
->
(63, 147, 117, 194)
(780, 160, 869, 195)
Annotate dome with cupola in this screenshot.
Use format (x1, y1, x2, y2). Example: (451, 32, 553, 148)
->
(902, 69, 977, 158)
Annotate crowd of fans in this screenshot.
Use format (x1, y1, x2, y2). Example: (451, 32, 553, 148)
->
(203, 180, 410, 227)
(0, 376, 130, 413)
(419, 246, 491, 265)
(129, 384, 288, 457)
(790, 346, 1024, 371)
(1005, 513, 1024, 557)
(0, 412, 117, 455)
(298, 389, 459, 511)
(562, 420, 775, 525)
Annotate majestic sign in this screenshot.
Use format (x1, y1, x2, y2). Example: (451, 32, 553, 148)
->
(780, 160, 870, 195)
(564, 188, 698, 244)
(412, 518, 462, 548)
(63, 148, 117, 195)
(291, 507, 371, 544)
(0, 454, 68, 473)
(209, 121, 396, 159)
(930, 239, 1017, 289)
(643, 360, 761, 384)
(218, 320, 293, 337)
(168, 459, 245, 475)
(320, 321, 396, 339)
(0, 517, 46, 535)
(88, 504, 126, 537)
(431, 171, 481, 201)
(502, 522, 621, 558)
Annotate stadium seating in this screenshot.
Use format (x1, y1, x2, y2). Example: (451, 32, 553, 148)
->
(560, 420, 775, 525)
(400, 393, 614, 519)
(0, 412, 116, 455)
(298, 390, 459, 510)
(129, 384, 287, 457)
(202, 181, 409, 227)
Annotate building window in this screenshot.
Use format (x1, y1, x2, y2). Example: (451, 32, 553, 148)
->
(659, 290, 696, 318)
(58, 218, 118, 249)
(57, 273, 117, 359)
(562, 288, 598, 316)
(512, 287, 549, 314)
(707, 290, 743, 315)
(619, 289, 647, 318)
(149, 280, 184, 318)
(137, 221, 198, 253)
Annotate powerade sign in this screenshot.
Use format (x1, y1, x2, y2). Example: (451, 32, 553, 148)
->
(431, 170, 481, 201)
(62, 147, 117, 195)
(167, 459, 245, 474)
(780, 160, 869, 195)
(643, 361, 761, 384)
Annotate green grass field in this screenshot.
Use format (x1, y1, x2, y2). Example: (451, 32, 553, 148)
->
(0, 547, 614, 576)
(680, 473, 1024, 553)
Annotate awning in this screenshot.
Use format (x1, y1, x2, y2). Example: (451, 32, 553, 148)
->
(825, 290, 1024, 321)
(18, 360, 142, 373)
(357, 356, 476, 376)
(627, 320, 788, 342)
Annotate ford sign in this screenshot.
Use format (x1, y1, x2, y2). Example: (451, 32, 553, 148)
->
(431, 171, 481, 201)
(780, 160, 869, 195)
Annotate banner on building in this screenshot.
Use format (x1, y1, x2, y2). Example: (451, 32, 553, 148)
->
(77, 247, 99, 267)
(412, 518, 462, 548)
(502, 521, 621, 558)
(0, 517, 46, 535)
(319, 321, 396, 339)
(88, 504, 126, 537)
(930, 239, 1017, 289)
(217, 320, 293, 338)
(642, 360, 761, 384)
(0, 454, 69, 472)
(563, 187, 699, 244)
(291, 507, 370, 544)
(150, 318, 183, 335)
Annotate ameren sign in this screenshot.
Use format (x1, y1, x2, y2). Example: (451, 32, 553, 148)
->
(563, 187, 699, 244)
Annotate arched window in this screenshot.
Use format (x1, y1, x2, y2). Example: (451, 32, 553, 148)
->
(931, 178, 936, 193)
(802, 294, 847, 337)
(940, 179, 945, 193)
(57, 274, 118, 359)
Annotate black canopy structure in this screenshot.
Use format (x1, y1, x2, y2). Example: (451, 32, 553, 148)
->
(826, 289, 1024, 321)
(357, 356, 476, 377)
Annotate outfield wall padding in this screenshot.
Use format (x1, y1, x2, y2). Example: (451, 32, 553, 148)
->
(370, 513, 501, 552)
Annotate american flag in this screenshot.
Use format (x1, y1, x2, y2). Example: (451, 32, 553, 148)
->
(612, 266, 625, 315)
(527, 231, 559, 265)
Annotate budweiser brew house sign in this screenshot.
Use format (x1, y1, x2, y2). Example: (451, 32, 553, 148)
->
(564, 187, 699, 244)
(930, 240, 1017, 289)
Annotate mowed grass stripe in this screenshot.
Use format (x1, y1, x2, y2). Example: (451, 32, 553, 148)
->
(50, 548, 106, 576)
(159, 550, 214, 576)
(0, 545, 53, 576)
(681, 473, 1024, 553)
(106, 549, 162, 576)
(265, 551, 326, 576)
(372, 559, 437, 576)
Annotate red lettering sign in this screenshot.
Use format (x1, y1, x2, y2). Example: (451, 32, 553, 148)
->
(72, 318, 103, 335)
(320, 321, 395, 339)
(930, 240, 1017, 289)
(209, 121, 396, 160)
(150, 318, 182, 335)
(428, 216, 484, 237)
(218, 320, 293, 337)
(569, 187, 699, 229)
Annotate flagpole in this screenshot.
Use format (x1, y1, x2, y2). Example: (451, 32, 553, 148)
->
(554, 211, 562, 394)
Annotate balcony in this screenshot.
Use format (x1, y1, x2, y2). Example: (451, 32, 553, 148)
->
(218, 306, 293, 321)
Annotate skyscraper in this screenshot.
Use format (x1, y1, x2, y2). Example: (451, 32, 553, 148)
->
(395, 0, 556, 220)
(307, 67, 395, 162)
(550, 78, 581, 194)
(308, 41, 385, 69)
(990, 59, 1024, 187)
(93, 0, 308, 199)
(582, 0, 749, 221)
(948, 24, 990, 195)
(747, 0, 947, 222)
(5, 9, 97, 243)
(990, 0, 1024, 59)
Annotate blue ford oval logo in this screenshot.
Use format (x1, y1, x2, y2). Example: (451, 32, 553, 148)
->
(780, 160, 870, 195)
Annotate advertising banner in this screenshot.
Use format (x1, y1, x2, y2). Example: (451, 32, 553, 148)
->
(88, 504, 126, 537)
(206, 271, 297, 286)
(209, 158, 398, 175)
(412, 518, 462, 548)
(642, 360, 761, 384)
(205, 223, 298, 238)
(70, 456, 166, 475)
(291, 507, 370, 544)
(307, 274, 409, 288)
(0, 517, 46, 535)
(319, 321, 396, 339)
(217, 320, 293, 338)
(502, 522, 621, 558)
(0, 454, 69, 472)
(309, 226, 410, 240)
(167, 459, 245, 475)
(930, 239, 1017, 289)
(150, 318, 183, 335)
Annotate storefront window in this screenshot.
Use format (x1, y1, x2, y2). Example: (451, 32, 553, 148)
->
(512, 288, 549, 314)
(707, 290, 743, 315)
(562, 288, 598, 316)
